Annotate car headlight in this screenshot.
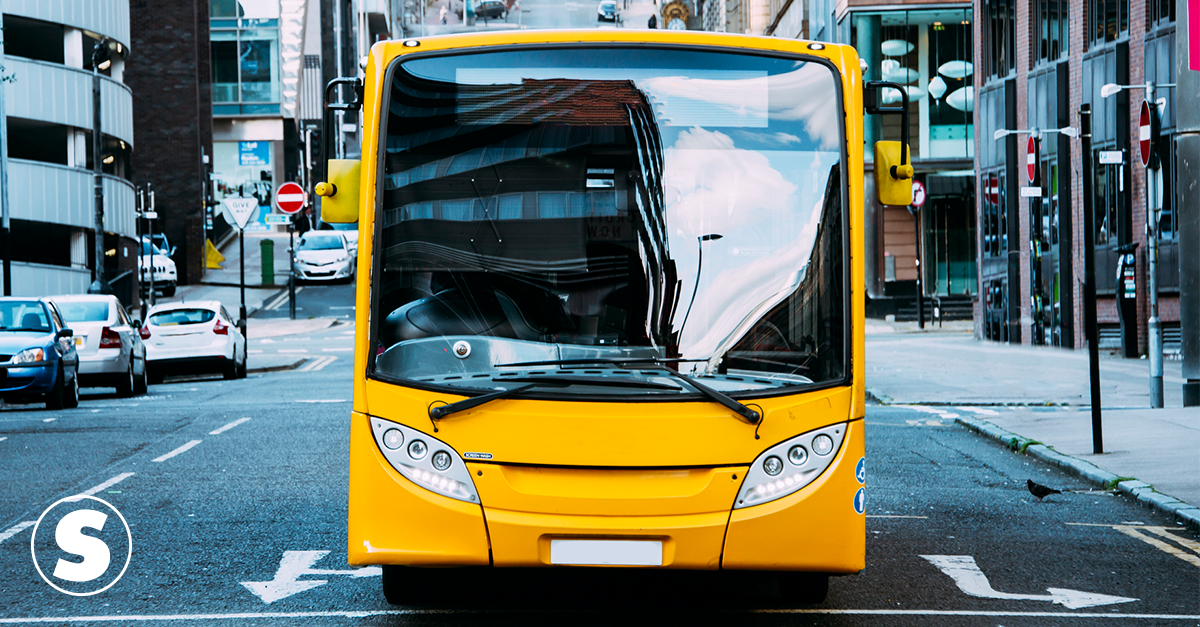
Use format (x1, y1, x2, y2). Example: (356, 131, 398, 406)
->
(370, 417, 480, 503)
(734, 422, 847, 509)
(12, 347, 46, 364)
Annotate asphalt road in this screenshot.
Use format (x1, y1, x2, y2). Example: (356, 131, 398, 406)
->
(253, 279, 358, 320)
(0, 285, 1197, 625)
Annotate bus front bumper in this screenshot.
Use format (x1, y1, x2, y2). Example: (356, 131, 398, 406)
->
(348, 413, 864, 573)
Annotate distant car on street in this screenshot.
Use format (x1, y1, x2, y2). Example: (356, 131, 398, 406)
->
(597, 0, 617, 22)
(475, 0, 507, 20)
(51, 294, 148, 397)
(139, 237, 178, 297)
(143, 301, 246, 382)
(0, 298, 79, 409)
(318, 221, 359, 257)
(293, 232, 356, 283)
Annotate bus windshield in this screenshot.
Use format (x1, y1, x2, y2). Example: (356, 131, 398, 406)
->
(372, 47, 846, 397)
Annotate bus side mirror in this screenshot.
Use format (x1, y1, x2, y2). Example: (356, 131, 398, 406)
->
(315, 159, 361, 223)
(874, 142, 913, 206)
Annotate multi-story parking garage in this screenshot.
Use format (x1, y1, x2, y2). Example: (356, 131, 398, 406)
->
(1, 1, 136, 296)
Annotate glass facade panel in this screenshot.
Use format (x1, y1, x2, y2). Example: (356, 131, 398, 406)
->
(209, 19, 280, 114)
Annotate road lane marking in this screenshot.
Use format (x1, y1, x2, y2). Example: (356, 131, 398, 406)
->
(241, 550, 381, 604)
(321, 347, 352, 352)
(867, 515, 928, 519)
(264, 288, 302, 312)
(0, 520, 34, 544)
(152, 440, 202, 463)
(298, 356, 337, 372)
(42, 418, 56, 423)
(921, 555, 1137, 608)
(277, 349, 308, 353)
(210, 418, 251, 435)
(330, 306, 356, 310)
(81, 472, 136, 497)
(295, 399, 346, 403)
(0, 609, 1196, 622)
(961, 407, 1000, 416)
(1066, 523, 1200, 567)
(1142, 526, 1200, 555)
(249, 349, 264, 354)
(0, 436, 6, 442)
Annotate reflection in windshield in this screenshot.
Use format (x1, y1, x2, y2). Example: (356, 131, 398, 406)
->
(300, 235, 345, 251)
(372, 48, 845, 396)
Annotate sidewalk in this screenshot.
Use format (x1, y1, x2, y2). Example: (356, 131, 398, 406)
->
(866, 322, 1199, 529)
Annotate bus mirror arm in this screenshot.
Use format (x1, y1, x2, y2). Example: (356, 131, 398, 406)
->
(865, 80, 915, 205)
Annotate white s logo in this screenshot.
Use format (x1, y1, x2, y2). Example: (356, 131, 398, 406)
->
(52, 509, 111, 583)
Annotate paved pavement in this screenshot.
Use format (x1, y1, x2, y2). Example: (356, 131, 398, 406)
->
(866, 320, 1200, 529)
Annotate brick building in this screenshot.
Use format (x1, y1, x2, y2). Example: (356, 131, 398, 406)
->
(974, 0, 1185, 357)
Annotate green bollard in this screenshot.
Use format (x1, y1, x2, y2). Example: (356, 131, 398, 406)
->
(260, 239, 275, 286)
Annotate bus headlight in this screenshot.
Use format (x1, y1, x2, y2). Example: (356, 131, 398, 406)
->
(734, 423, 846, 509)
(369, 417, 480, 503)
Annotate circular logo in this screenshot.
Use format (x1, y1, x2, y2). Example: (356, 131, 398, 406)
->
(30, 495, 132, 596)
(853, 487, 865, 515)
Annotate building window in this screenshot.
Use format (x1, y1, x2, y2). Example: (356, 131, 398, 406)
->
(984, 0, 1015, 79)
(1148, 0, 1174, 26)
(1158, 136, 1176, 241)
(1093, 152, 1121, 246)
(1088, 0, 1128, 47)
(981, 170, 1007, 259)
(1033, 0, 1069, 64)
(211, 24, 280, 114)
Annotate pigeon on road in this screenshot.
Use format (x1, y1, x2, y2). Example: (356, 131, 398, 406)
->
(1027, 478, 1062, 502)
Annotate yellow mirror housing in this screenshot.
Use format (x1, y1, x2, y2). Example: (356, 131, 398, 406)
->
(317, 159, 361, 223)
(873, 142, 914, 206)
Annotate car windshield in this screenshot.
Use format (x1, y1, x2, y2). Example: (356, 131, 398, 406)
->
(57, 301, 111, 323)
(300, 235, 344, 251)
(372, 47, 846, 397)
(141, 240, 167, 256)
(0, 301, 50, 332)
(149, 308, 216, 326)
(322, 222, 358, 231)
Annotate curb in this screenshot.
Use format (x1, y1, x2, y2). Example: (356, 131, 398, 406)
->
(955, 414, 1200, 533)
(247, 357, 307, 374)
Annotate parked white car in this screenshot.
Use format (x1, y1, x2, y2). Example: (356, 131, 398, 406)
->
(319, 221, 359, 257)
(293, 232, 355, 282)
(143, 301, 246, 382)
(51, 294, 148, 396)
(139, 238, 177, 297)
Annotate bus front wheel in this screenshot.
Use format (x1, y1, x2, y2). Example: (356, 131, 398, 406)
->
(777, 572, 829, 605)
(381, 565, 428, 605)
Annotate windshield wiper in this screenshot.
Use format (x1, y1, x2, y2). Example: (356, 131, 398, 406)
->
(496, 357, 760, 425)
(429, 375, 680, 420)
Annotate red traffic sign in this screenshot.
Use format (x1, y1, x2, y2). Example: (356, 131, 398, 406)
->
(985, 174, 1000, 205)
(1026, 136, 1039, 183)
(1139, 100, 1158, 169)
(274, 182, 307, 214)
(911, 180, 926, 208)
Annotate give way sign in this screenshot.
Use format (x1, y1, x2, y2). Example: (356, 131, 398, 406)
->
(221, 197, 259, 230)
(275, 181, 307, 214)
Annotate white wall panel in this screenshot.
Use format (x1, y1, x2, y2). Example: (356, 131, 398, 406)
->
(4, 263, 91, 297)
(9, 160, 136, 238)
(5, 58, 134, 145)
(5, 0, 131, 49)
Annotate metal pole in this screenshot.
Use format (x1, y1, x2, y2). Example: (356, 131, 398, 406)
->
(90, 61, 107, 293)
(239, 228, 247, 331)
(0, 13, 11, 296)
(1145, 86, 1164, 408)
(148, 187, 156, 306)
(288, 224, 296, 320)
(1080, 104, 1104, 454)
(913, 208, 924, 329)
(137, 187, 145, 320)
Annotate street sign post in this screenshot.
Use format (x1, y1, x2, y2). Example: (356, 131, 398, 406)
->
(220, 197, 258, 334)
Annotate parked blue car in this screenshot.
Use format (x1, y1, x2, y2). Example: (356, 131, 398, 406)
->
(0, 298, 80, 409)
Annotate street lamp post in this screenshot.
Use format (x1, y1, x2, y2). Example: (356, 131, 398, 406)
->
(1101, 81, 1176, 409)
(87, 38, 122, 295)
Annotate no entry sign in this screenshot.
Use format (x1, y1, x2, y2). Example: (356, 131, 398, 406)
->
(1139, 100, 1158, 169)
(275, 182, 307, 214)
(1026, 136, 1039, 183)
(985, 174, 1000, 205)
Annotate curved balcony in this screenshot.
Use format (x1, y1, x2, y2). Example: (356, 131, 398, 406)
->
(5, 57, 134, 146)
(8, 159, 136, 239)
(5, 0, 130, 51)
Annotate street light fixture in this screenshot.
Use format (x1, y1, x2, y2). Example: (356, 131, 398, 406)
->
(992, 127, 1078, 141)
(1099, 80, 1176, 409)
(87, 37, 125, 296)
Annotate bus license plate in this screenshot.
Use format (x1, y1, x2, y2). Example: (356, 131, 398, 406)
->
(549, 540, 662, 566)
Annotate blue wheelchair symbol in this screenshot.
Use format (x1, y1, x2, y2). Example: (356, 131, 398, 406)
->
(854, 487, 865, 514)
(855, 457, 866, 484)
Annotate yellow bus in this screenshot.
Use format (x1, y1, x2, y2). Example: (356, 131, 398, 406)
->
(316, 28, 911, 604)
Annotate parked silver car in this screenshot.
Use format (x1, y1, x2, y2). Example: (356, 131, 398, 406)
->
(293, 232, 356, 282)
(51, 294, 148, 397)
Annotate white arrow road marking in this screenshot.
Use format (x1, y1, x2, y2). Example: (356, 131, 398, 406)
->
(241, 550, 381, 604)
(921, 555, 1137, 609)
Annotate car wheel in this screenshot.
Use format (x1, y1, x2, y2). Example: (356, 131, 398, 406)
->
(116, 361, 136, 397)
(45, 364, 67, 410)
(63, 370, 80, 409)
(134, 360, 149, 394)
(777, 572, 828, 605)
(163, 285, 176, 297)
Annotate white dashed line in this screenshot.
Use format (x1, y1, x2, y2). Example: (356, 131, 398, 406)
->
(152, 440, 202, 463)
(321, 347, 353, 352)
(296, 399, 347, 403)
(210, 417, 251, 435)
(278, 349, 309, 354)
(249, 349, 264, 354)
(81, 472, 136, 496)
(42, 418, 56, 423)
(0, 436, 6, 443)
(0, 521, 35, 544)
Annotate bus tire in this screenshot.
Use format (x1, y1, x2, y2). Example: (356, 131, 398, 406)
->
(381, 565, 427, 604)
(777, 572, 828, 605)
